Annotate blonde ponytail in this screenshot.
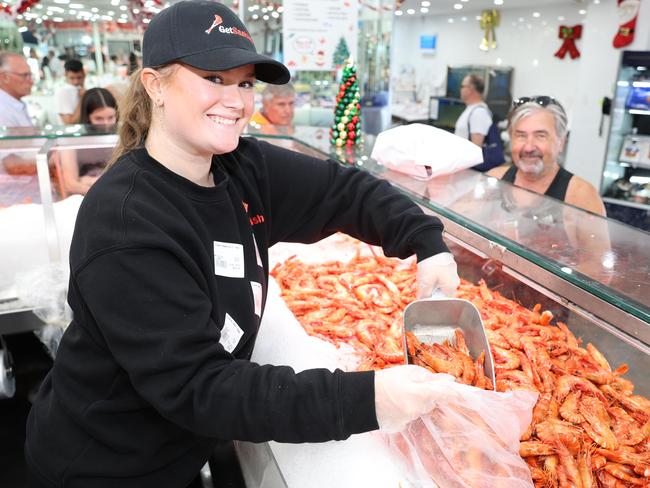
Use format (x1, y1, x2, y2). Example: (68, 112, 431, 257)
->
(108, 65, 176, 166)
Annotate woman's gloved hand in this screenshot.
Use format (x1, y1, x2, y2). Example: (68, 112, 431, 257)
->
(374, 365, 447, 433)
(416, 252, 460, 298)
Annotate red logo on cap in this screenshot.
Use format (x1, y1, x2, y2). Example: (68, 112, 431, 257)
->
(205, 14, 223, 34)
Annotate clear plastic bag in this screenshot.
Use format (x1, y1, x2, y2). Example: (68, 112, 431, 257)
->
(385, 374, 538, 488)
(15, 263, 71, 357)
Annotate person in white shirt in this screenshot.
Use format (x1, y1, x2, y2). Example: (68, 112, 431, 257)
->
(0, 51, 35, 128)
(56, 59, 86, 124)
(0, 52, 36, 175)
(454, 74, 492, 147)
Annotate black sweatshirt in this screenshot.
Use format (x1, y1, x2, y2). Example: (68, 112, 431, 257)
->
(25, 138, 448, 488)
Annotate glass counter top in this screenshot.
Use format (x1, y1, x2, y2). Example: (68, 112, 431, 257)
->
(2, 125, 648, 324)
(251, 126, 650, 325)
(0, 124, 117, 141)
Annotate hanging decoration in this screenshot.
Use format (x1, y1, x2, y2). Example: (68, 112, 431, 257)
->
(479, 9, 500, 51)
(554, 25, 582, 59)
(330, 58, 362, 149)
(613, 0, 640, 48)
(16, 0, 40, 15)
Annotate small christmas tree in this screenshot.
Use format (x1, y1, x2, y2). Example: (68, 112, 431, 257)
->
(330, 58, 361, 149)
(332, 37, 350, 68)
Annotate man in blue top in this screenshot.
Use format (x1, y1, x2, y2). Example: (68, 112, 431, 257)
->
(0, 52, 34, 128)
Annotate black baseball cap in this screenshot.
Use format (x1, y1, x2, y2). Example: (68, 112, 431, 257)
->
(143, 1, 290, 84)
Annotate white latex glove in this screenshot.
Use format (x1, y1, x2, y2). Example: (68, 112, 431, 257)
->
(375, 365, 447, 433)
(416, 252, 460, 299)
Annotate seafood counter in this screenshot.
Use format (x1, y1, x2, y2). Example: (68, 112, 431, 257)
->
(242, 235, 650, 488)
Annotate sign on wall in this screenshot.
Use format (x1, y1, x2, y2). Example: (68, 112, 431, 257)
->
(283, 0, 358, 71)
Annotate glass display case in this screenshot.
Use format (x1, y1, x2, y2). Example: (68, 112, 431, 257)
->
(1, 126, 649, 486)
(251, 126, 650, 375)
(238, 128, 650, 487)
(0, 126, 117, 334)
(601, 50, 650, 232)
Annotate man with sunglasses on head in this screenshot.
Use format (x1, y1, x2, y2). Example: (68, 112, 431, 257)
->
(0, 51, 35, 128)
(488, 96, 606, 216)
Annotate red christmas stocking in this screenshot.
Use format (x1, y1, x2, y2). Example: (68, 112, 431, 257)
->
(613, 0, 641, 48)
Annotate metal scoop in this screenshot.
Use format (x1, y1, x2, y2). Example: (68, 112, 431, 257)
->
(403, 290, 496, 390)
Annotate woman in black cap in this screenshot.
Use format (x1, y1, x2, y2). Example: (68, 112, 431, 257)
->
(25, 2, 460, 487)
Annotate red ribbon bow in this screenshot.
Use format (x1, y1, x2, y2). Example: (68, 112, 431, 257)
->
(554, 24, 582, 59)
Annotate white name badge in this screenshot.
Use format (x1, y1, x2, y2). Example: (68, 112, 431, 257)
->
(219, 313, 244, 353)
(250, 281, 262, 316)
(213, 241, 245, 278)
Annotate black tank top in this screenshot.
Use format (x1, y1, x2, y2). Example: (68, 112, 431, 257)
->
(502, 165, 574, 201)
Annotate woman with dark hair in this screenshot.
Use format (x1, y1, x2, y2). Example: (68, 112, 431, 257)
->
(58, 87, 117, 195)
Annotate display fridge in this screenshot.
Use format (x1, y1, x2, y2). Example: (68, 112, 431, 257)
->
(601, 50, 650, 232)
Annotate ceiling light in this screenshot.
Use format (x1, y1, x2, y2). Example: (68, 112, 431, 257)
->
(91, 7, 98, 12)
(69, 3, 83, 8)
(454, 4, 463, 10)
(133, 8, 139, 13)
(110, 0, 120, 4)
(252, 13, 258, 19)
(277, 6, 284, 12)
(406, 8, 415, 14)
(420, 7, 428, 13)
(35, 17, 42, 23)
(143, 18, 150, 23)
(35, 4, 43, 8)
(263, 14, 269, 20)
(448, 18, 454, 23)
(461, 16, 467, 21)
(120, 5, 127, 10)
(53, 0, 69, 4)
(421, 0, 430, 5)
(579, 9, 586, 14)
(53, 16, 64, 22)
(494, 0, 503, 5)
(394, 10, 403, 16)
(558, 15, 565, 21)
(271, 11, 279, 18)
(532, 12, 540, 17)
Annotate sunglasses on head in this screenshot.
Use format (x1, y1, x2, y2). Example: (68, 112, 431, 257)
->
(513, 96, 562, 109)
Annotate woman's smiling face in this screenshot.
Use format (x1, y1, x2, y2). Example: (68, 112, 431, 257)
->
(159, 63, 256, 157)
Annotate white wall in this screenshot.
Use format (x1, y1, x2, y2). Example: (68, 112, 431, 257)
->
(391, 0, 650, 189)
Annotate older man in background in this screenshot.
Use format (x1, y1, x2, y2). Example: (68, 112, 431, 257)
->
(250, 83, 295, 134)
(0, 52, 35, 128)
(489, 97, 605, 216)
